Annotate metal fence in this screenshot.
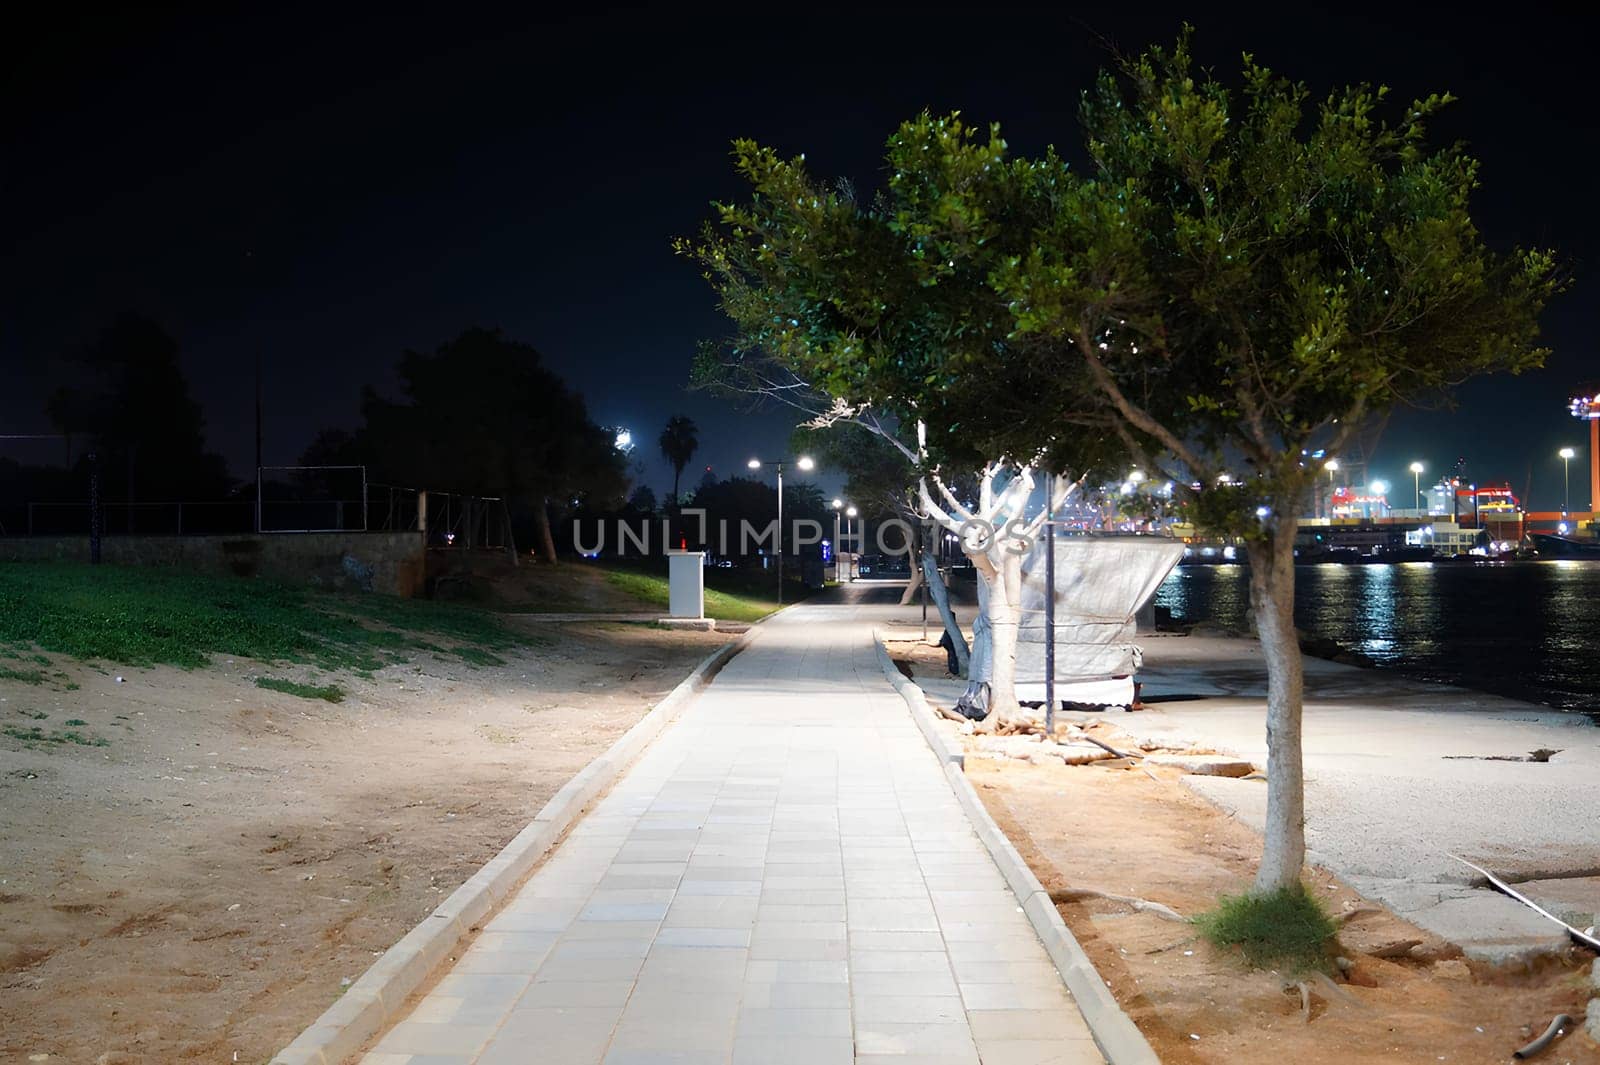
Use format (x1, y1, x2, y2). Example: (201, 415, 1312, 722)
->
(3, 470, 511, 550)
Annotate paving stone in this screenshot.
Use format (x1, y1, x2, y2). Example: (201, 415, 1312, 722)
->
(357, 600, 1104, 1064)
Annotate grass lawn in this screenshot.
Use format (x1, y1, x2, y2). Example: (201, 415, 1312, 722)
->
(0, 561, 532, 672)
(598, 561, 815, 623)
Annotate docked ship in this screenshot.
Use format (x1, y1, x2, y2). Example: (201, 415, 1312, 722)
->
(1531, 532, 1600, 558)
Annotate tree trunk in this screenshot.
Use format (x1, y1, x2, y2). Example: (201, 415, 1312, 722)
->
(898, 559, 923, 605)
(922, 547, 969, 677)
(534, 497, 558, 563)
(966, 549, 1028, 734)
(1251, 523, 1306, 893)
(503, 501, 520, 566)
(985, 549, 1024, 722)
(671, 469, 681, 507)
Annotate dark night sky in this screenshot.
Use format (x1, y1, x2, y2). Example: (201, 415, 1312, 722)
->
(4, 5, 1596, 508)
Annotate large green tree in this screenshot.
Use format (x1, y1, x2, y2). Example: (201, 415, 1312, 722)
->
(681, 118, 1120, 724)
(990, 36, 1561, 892)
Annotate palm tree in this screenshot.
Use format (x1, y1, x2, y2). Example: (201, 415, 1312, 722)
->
(658, 415, 699, 506)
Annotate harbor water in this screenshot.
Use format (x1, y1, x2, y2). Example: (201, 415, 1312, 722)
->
(1155, 561, 1600, 713)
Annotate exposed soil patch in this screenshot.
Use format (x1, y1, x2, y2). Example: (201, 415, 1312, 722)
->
(967, 754, 1597, 1063)
(0, 622, 725, 1064)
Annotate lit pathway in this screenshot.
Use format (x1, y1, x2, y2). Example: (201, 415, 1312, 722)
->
(362, 587, 1102, 1064)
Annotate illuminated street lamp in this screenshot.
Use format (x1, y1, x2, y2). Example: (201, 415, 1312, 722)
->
(846, 505, 859, 579)
(1370, 479, 1389, 521)
(746, 455, 815, 604)
(1559, 447, 1576, 515)
(1409, 461, 1425, 510)
(1324, 457, 1341, 520)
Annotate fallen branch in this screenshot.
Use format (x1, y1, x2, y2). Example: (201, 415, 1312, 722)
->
(1048, 887, 1188, 923)
(1072, 733, 1136, 760)
(1144, 933, 1198, 954)
(1333, 904, 1383, 926)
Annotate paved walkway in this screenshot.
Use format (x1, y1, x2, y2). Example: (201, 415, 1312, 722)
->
(362, 588, 1102, 1064)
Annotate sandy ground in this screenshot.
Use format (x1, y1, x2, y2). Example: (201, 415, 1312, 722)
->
(887, 620, 1600, 962)
(0, 622, 726, 1065)
(887, 636, 1598, 1063)
(968, 755, 1597, 1065)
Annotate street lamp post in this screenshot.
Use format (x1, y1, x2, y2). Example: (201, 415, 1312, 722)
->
(845, 506, 858, 579)
(1409, 462, 1425, 512)
(748, 455, 814, 605)
(1560, 447, 1576, 515)
(1325, 458, 1340, 519)
(838, 498, 851, 582)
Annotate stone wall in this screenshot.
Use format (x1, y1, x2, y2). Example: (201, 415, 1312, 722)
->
(0, 532, 427, 597)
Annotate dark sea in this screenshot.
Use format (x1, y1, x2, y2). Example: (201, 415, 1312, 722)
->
(1154, 561, 1600, 713)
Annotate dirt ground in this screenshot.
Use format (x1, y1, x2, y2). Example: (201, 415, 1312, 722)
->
(894, 638, 1600, 1065)
(0, 621, 726, 1065)
(887, 639, 1597, 1062)
(970, 756, 1597, 1063)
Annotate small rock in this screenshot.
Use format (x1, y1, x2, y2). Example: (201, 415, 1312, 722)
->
(1143, 754, 1256, 777)
(226, 903, 241, 912)
(1591, 957, 1600, 992)
(115, 677, 125, 684)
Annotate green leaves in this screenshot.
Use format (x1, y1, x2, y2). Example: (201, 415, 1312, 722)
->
(680, 31, 1562, 503)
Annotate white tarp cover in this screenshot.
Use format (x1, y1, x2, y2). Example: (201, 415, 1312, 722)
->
(1014, 536, 1186, 684)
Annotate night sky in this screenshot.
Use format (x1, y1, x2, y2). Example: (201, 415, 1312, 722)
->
(5, 5, 1595, 509)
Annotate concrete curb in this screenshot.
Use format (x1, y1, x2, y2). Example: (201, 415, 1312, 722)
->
(270, 628, 758, 1065)
(873, 634, 963, 768)
(873, 630, 1161, 1065)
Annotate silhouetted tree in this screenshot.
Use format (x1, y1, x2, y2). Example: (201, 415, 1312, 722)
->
(47, 313, 231, 515)
(339, 328, 625, 563)
(658, 415, 699, 505)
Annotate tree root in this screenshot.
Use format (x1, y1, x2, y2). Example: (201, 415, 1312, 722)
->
(1048, 887, 1188, 923)
(1295, 980, 1312, 1023)
(1333, 903, 1383, 926)
(1144, 933, 1199, 954)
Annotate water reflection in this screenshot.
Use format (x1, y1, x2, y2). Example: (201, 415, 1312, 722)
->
(1154, 561, 1600, 711)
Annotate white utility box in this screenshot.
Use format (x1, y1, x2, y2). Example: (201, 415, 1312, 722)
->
(661, 550, 713, 629)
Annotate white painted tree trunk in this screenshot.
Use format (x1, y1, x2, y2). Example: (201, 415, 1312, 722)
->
(969, 546, 1027, 733)
(1251, 523, 1307, 893)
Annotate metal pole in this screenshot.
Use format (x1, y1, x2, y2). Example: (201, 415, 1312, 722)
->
(1044, 473, 1056, 738)
(920, 522, 928, 642)
(362, 466, 369, 532)
(771, 463, 777, 604)
(89, 453, 102, 564)
(834, 510, 840, 581)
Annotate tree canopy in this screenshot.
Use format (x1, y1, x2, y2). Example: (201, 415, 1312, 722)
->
(47, 312, 231, 501)
(320, 327, 626, 560)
